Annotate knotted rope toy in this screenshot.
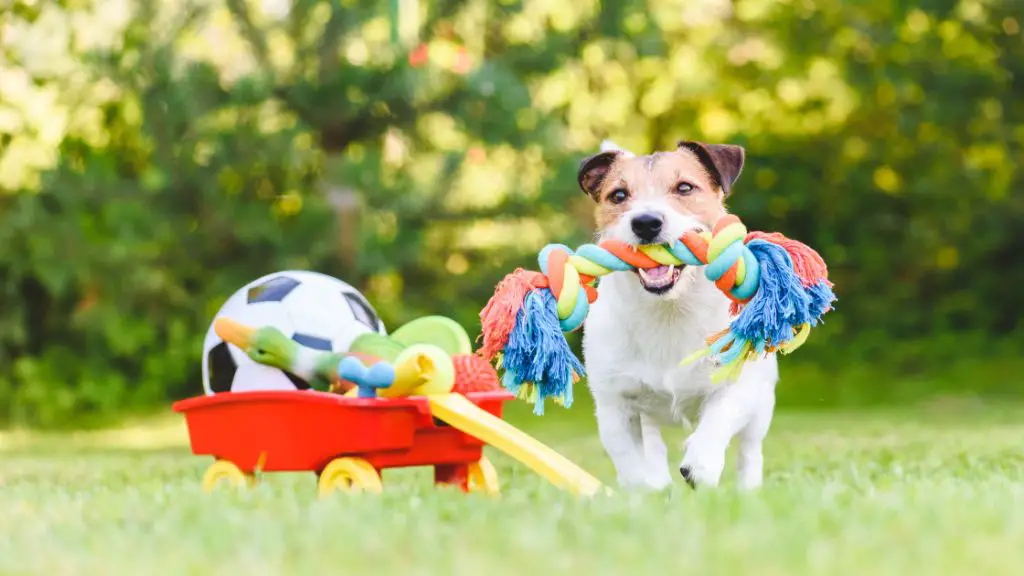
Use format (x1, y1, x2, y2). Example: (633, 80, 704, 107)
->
(478, 214, 836, 414)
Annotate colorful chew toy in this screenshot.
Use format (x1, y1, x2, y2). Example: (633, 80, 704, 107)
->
(479, 214, 837, 413)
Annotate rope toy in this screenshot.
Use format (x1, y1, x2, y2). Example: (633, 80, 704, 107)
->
(478, 214, 836, 414)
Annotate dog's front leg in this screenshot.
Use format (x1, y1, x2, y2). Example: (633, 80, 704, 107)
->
(593, 393, 650, 489)
(678, 381, 755, 488)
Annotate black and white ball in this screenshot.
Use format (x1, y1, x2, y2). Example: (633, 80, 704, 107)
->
(201, 271, 386, 394)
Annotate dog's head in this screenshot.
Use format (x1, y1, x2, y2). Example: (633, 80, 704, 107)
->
(578, 140, 745, 298)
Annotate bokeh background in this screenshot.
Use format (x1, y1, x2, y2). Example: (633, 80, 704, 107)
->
(1, 0, 1021, 427)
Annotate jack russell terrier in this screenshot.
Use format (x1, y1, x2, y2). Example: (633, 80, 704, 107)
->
(578, 140, 778, 491)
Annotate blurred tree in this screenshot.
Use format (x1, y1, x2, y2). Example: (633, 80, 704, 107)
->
(0, 0, 1020, 425)
(0, 0, 638, 424)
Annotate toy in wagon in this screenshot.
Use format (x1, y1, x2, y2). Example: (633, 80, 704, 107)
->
(174, 270, 606, 497)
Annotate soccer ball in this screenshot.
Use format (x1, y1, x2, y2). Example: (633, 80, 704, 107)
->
(201, 270, 386, 394)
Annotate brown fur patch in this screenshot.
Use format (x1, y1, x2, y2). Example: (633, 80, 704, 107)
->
(593, 148, 729, 230)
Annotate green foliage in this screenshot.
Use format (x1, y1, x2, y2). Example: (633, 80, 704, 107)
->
(0, 0, 1021, 425)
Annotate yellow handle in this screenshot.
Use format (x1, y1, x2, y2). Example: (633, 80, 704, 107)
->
(427, 394, 606, 497)
(333, 347, 608, 496)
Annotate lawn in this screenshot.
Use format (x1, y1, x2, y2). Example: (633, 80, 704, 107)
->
(2, 399, 1023, 575)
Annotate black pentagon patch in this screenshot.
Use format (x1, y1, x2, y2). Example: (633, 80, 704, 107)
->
(343, 292, 380, 330)
(292, 333, 332, 351)
(247, 276, 301, 303)
(207, 342, 237, 393)
(283, 371, 312, 390)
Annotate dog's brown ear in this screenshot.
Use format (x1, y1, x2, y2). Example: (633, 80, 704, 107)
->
(577, 150, 620, 200)
(677, 141, 745, 196)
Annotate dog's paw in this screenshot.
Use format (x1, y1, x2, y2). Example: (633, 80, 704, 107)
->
(642, 472, 674, 492)
(678, 455, 725, 489)
(679, 465, 697, 490)
(736, 469, 764, 491)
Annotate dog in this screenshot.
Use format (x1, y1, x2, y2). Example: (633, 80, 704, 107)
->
(578, 139, 778, 491)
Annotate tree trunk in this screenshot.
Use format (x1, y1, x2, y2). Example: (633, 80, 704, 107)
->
(323, 153, 361, 278)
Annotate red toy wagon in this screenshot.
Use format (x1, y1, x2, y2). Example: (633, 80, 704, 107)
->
(175, 316, 606, 497)
(173, 389, 514, 497)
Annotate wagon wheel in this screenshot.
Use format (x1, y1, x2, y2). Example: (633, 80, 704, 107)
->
(202, 460, 256, 493)
(466, 456, 500, 496)
(318, 457, 383, 498)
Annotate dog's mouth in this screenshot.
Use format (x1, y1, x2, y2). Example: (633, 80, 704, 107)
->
(635, 265, 683, 295)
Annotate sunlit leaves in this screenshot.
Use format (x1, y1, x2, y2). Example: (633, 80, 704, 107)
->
(1, 0, 1022, 426)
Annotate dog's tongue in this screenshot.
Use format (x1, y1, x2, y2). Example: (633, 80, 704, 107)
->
(644, 265, 671, 279)
(638, 264, 677, 291)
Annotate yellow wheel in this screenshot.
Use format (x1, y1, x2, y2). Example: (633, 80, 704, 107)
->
(202, 460, 255, 493)
(317, 458, 383, 498)
(466, 456, 500, 496)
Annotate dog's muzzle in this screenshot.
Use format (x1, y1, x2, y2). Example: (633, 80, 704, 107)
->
(630, 212, 663, 244)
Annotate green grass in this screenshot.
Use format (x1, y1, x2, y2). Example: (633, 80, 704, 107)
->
(2, 400, 1023, 575)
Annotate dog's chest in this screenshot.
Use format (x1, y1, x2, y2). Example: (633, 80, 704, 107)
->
(616, 350, 716, 423)
(582, 273, 732, 424)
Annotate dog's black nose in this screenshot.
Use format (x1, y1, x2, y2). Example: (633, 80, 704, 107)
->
(631, 213, 663, 243)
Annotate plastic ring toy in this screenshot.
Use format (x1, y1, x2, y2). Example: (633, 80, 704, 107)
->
(317, 457, 383, 497)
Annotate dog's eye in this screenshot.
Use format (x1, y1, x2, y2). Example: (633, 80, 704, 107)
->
(608, 188, 629, 204)
(675, 182, 694, 195)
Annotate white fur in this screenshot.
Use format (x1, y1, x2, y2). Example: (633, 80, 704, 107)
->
(583, 196, 779, 491)
(606, 199, 705, 249)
